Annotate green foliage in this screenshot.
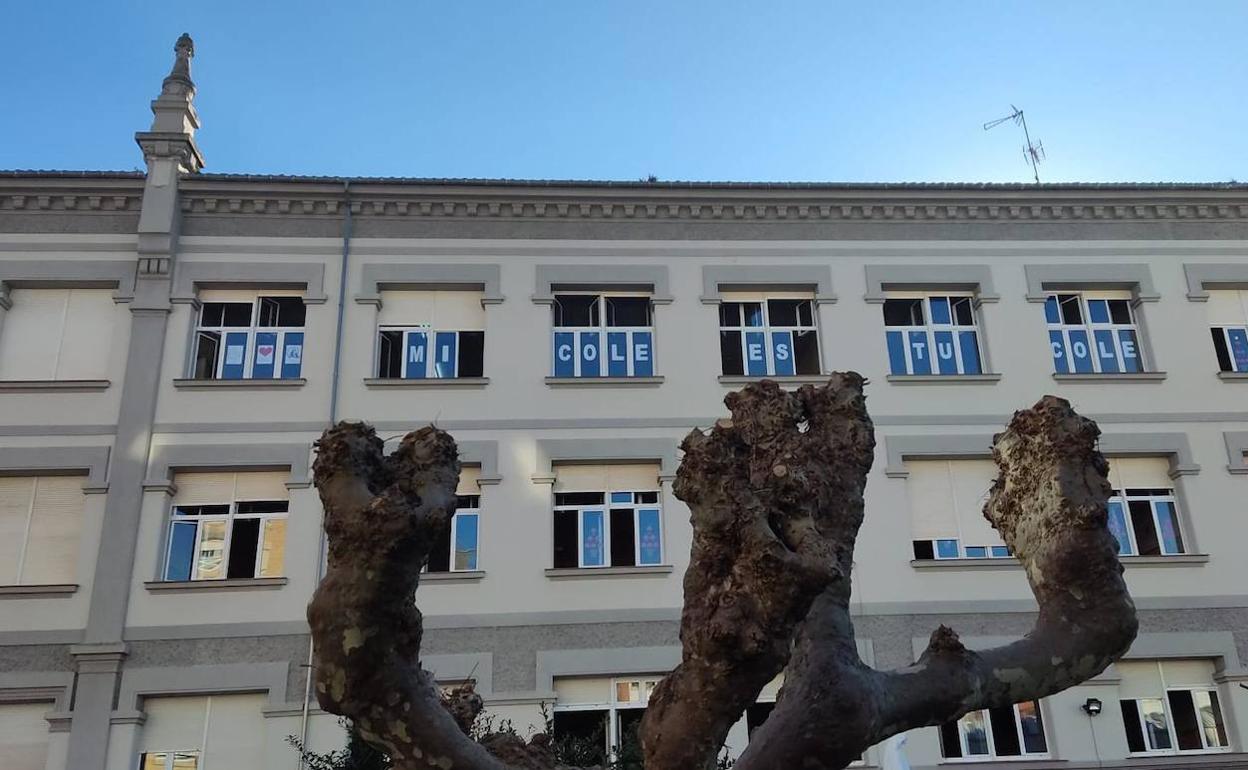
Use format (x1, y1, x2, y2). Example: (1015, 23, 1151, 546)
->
(286, 719, 390, 770)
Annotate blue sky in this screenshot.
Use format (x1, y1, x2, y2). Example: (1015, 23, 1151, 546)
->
(2, 1, 1245, 182)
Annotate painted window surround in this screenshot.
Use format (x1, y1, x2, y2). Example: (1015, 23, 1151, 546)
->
(699, 265, 836, 305)
(0, 260, 138, 306)
(531, 265, 673, 305)
(0, 445, 112, 494)
(354, 263, 504, 306)
(863, 264, 1000, 305)
(168, 261, 328, 305)
(0, 670, 75, 732)
(1224, 433, 1248, 475)
(140, 443, 313, 495)
(1183, 263, 1248, 302)
(530, 438, 678, 485)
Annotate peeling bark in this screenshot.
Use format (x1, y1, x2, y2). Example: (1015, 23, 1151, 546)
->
(308, 382, 1136, 770)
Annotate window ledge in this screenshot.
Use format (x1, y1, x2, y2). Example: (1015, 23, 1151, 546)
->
(1217, 372, 1248, 382)
(886, 374, 1002, 385)
(544, 565, 674, 579)
(545, 376, 664, 388)
(1052, 372, 1167, 383)
(173, 378, 306, 389)
(718, 375, 829, 386)
(0, 584, 79, 598)
(144, 577, 288, 592)
(0, 379, 110, 392)
(363, 377, 489, 388)
(1121, 553, 1210, 567)
(421, 570, 486, 583)
(912, 554, 1209, 571)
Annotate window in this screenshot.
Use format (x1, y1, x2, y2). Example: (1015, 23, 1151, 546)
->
(0, 701, 53, 770)
(0, 476, 84, 586)
(1205, 290, 1248, 373)
(1105, 458, 1187, 557)
(0, 288, 116, 381)
(427, 466, 481, 573)
(551, 464, 662, 569)
(375, 290, 485, 379)
(552, 675, 661, 766)
(906, 460, 1010, 561)
(138, 694, 265, 770)
(162, 472, 289, 582)
(1118, 660, 1229, 755)
(883, 295, 983, 375)
(191, 293, 305, 380)
(939, 701, 1047, 760)
(718, 295, 820, 376)
(552, 294, 654, 378)
(1045, 292, 1144, 374)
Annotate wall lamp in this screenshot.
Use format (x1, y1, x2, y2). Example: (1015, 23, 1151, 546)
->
(1081, 697, 1103, 716)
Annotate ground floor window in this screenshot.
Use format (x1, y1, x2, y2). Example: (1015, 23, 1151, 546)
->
(552, 676, 659, 766)
(1121, 690, 1228, 754)
(939, 701, 1047, 760)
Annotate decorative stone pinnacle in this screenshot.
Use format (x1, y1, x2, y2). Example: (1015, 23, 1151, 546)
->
(161, 33, 195, 96)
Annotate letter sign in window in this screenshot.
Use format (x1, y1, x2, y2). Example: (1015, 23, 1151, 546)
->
(607, 332, 629, 377)
(281, 333, 303, 378)
(907, 331, 931, 374)
(222, 332, 248, 379)
(252, 332, 278, 379)
(771, 331, 795, 376)
(632, 332, 653, 377)
(553, 331, 575, 377)
(1068, 329, 1093, 372)
(434, 332, 457, 378)
(744, 331, 768, 376)
(578, 332, 601, 377)
(405, 331, 429, 379)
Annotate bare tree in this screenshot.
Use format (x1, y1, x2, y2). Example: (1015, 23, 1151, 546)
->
(308, 374, 1138, 770)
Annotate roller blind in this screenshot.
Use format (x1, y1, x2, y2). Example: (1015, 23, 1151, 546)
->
(0, 702, 51, 770)
(232, 471, 290, 502)
(0, 288, 68, 380)
(378, 290, 484, 329)
(906, 461, 958, 540)
(203, 693, 266, 770)
(554, 676, 612, 706)
(1108, 457, 1172, 490)
(22, 476, 85, 585)
(0, 478, 34, 584)
(1080, 289, 1134, 301)
(720, 290, 814, 303)
(1205, 290, 1248, 326)
(1161, 659, 1216, 688)
(457, 466, 481, 496)
(1117, 661, 1166, 699)
(141, 696, 208, 753)
(949, 460, 1002, 547)
(56, 289, 115, 379)
(172, 471, 289, 506)
(553, 463, 661, 493)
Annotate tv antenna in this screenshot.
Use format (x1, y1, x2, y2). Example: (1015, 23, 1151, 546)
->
(983, 105, 1045, 183)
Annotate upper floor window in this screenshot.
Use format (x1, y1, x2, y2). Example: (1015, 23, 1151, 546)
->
(939, 701, 1047, 760)
(1045, 292, 1144, 374)
(192, 293, 305, 380)
(426, 466, 481, 573)
(552, 294, 654, 378)
(162, 471, 288, 582)
(883, 295, 983, 376)
(1105, 458, 1187, 557)
(718, 295, 820, 377)
(1118, 660, 1229, 755)
(551, 464, 662, 569)
(0, 475, 85, 586)
(0, 288, 116, 381)
(1205, 289, 1248, 373)
(375, 290, 484, 380)
(907, 459, 1010, 561)
(138, 693, 266, 770)
(0, 701, 54, 769)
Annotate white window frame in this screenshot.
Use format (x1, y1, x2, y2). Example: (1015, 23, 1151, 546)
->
(375, 326, 483, 379)
(1122, 688, 1230, 755)
(423, 494, 481, 573)
(718, 295, 821, 377)
(1108, 487, 1185, 557)
(1045, 292, 1145, 374)
(883, 294, 983, 375)
(1208, 289, 1248, 373)
(554, 489, 663, 569)
(191, 294, 305, 380)
(163, 497, 289, 581)
(139, 751, 200, 770)
(551, 292, 655, 378)
(552, 675, 661, 762)
(946, 701, 1048, 761)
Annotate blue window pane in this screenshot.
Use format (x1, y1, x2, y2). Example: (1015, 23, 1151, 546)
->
(631, 332, 654, 377)
(1228, 328, 1248, 372)
(552, 332, 575, 377)
(771, 331, 795, 376)
(1087, 299, 1110, 323)
(964, 546, 987, 558)
(886, 330, 908, 375)
(907, 331, 932, 375)
(957, 331, 982, 374)
(934, 330, 958, 375)
(581, 511, 605, 567)
(1049, 330, 1070, 373)
(1093, 330, 1120, 373)
(221, 331, 248, 379)
(252, 331, 278, 379)
(1155, 501, 1183, 555)
(936, 539, 959, 559)
(606, 332, 629, 377)
(453, 514, 479, 571)
(1117, 329, 1142, 372)
(1044, 296, 1060, 324)
(165, 521, 197, 581)
(930, 297, 951, 324)
(990, 546, 1011, 558)
(610, 492, 632, 503)
(577, 331, 601, 377)
(434, 332, 457, 378)
(281, 332, 304, 379)
(1068, 329, 1094, 372)
(1107, 500, 1132, 555)
(405, 331, 429, 379)
(637, 508, 662, 565)
(744, 331, 768, 376)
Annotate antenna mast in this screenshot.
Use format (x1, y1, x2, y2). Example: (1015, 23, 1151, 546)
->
(983, 105, 1045, 183)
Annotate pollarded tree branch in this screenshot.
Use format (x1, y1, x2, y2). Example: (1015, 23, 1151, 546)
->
(640, 374, 875, 770)
(734, 395, 1138, 770)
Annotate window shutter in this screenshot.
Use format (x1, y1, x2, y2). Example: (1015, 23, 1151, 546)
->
(0, 477, 35, 584)
(140, 696, 208, 754)
(553, 464, 609, 493)
(457, 466, 481, 496)
(906, 461, 959, 540)
(0, 702, 51, 770)
(55, 289, 115, 380)
(232, 471, 290, 502)
(949, 459, 1002, 547)
(203, 694, 266, 769)
(1160, 659, 1216, 688)
(377, 290, 435, 327)
(1108, 457, 1173, 489)
(172, 472, 238, 506)
(432, 291, 485, 329)
(0, 288, 69, 380)
(553, 463, 660, 492)
(1116, 661, 1166, 699)
(607, 463, 661, 491)
(1205, 290, 1248, 326)
(554, 676, 612, 705)
(21, 476, 84, 585)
